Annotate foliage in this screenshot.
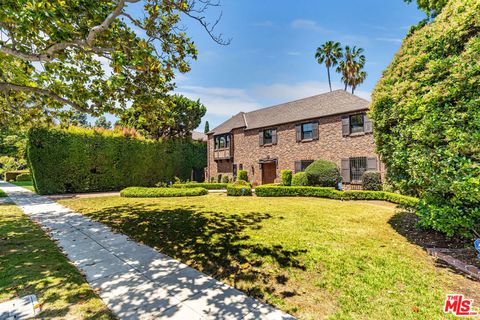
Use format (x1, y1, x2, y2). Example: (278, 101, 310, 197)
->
(0, 0, 226, 127)
(119, 95, 206, 139)
(237, 170, 249, 182)
(16, 173, 32, 182)
(0, 130, 28, 174)
(204, 121, 210, 134)
(281, 170, 293, 186)
(27, 127, 207, 195)
(94, 116, 112, 129)
(61, 111, 90, 128)
(4, 170, 29, 182)
(226, 184, 252, 196)
(304, 159, 342, 187)
(0, 204, 113, 318)
(336, 46, 367, 94)
(120, 186, 207, 197)
(371, 0, 480, 237)
(362, 171, 382, 191)
(0, 189, 6, 197)
(255, 185, 419, 207)
(291, 172, 309, 186)
(404, 0, 448, 18)
(315, 41, 343, 92)
(173, 182, 228, 190)
(222, 175, 230, 183)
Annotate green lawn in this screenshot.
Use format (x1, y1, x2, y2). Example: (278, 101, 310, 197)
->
(12, 180, 35, 192)
(0, 203, 114, 319)
(59, 194, 480, 320)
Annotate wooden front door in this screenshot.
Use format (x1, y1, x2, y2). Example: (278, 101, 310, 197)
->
(261, 162, 277, 185)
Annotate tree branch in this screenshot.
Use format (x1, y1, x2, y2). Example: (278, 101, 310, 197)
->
(0, 82, 86, 112)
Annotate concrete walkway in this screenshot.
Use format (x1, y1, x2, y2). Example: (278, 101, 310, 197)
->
(0, 182, 294, 320)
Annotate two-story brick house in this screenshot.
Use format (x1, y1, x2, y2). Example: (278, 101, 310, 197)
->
(206, 90, 383, 187)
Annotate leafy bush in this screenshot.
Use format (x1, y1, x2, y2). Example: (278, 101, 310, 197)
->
(172, 183, 228, 190)
(362, 171, 382, 191)
(370, 0, 480, 237)
(281, 170, 292, 186)
(27, 127, 207, 195)
(4, 170, 29, 182)
(120, 186, 208, 198)
(15, 173, 32, 182)
(237, 170, 248, 182)
(291, 172, 308, 186)
(222, 175, 230, 183)
(227, 184, 252, 196)
(0, 189, 6, 197)
(255, 185, 419, 207)
(304, 159, 341, 187)
(217, 174, 222, 183)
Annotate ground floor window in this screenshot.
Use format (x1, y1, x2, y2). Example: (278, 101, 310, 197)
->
(295, 160, 314, 173)
(350, 157, 367, 181)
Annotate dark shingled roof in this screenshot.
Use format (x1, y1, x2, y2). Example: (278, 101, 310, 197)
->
(209, 90, 369, 134)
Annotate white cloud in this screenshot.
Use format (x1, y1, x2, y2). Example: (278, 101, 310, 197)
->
(376, 37, 402, 43)
(290, 19, 330, 33)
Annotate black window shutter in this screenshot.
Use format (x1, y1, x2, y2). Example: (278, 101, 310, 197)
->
(341, 158, 351, 183)
(294, 161, 302, 173)
(367, 157, 378, 171)
(259, 130, 264, 146)
(342, 116, 350, 136)
(312, 121, 319, 140)
(295, 125, 302, 142)
(272, 129, 278, 144)
(364, 114, 373, 133)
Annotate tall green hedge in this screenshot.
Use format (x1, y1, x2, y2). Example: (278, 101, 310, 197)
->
(370, 0, 480, 237)
(27, 127, 207, 195)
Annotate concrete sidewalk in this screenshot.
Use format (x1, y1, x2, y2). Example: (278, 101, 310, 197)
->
(0, 182, 294, 320)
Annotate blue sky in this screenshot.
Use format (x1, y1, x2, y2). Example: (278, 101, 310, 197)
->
(124, 0, 425, 131)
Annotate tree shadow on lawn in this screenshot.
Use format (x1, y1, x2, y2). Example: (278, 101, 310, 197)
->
(85, 203, 307, 299)
(388, 210, 480, 273)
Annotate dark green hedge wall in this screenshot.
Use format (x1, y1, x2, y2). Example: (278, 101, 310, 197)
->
(28, 127, 207, 195)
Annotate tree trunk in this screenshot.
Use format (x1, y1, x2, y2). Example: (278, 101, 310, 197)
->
(327, 67, 332, 92)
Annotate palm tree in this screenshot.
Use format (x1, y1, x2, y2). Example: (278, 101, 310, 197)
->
(336, 46, 366, 93)
(315, 41, 343, 92)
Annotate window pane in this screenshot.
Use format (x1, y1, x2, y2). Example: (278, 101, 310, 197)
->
(225, 135, 230, 148)
(350, 157, 367, 181)
(350, 114, 364, 134)
(219, 136, 225, 148)
(263, 129, 273, 144)
(302, 123, 313, 140)
(301, 160, 314, 171)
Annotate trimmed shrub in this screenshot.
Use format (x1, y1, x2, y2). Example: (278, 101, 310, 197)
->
(16, 173, 32, 182)
(237, 170, 248, 182)
(291, 172, 308, 186)
(255, 185, 419, 207)
(120, 186, 208, 198)
(227, 184, 252, 196)
(27, 127, 207, 195)
(4, 170, 29, 182)
(0, 189, 7, 197)
(172, 183, 228, 190)
(222, 175, 230, 183)
(304, 160, 341, 187)
(370, 0, 480, 237)
(281, 170, 293, 186)
(217, 174, 222, 183)
(362, 171, 382, 191)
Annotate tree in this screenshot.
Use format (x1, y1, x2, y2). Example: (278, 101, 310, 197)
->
(65, 111, 90, 128)
(315, 41, 343, 92)
(371, 0, 480, 237)
(336, 46, 366, 92)
(403, 0, 448, 18)
(204, 121, 210, 134)
(119, 94, 206, 139)
(0, 0, 228, 124)
(95, 116, 112, 129)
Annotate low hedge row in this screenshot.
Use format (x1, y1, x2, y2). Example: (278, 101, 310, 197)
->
(4, 170, 29, 182)
(120, 187, 208, 198)
(227, 184, 252, 196)
(16, 173, 32, 182)
(255, 185, 419, 207)
(172, 183, 228, 190)
(0, 189, 7, 197)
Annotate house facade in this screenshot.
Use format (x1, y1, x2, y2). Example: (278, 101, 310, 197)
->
(206, 90, 383, 187)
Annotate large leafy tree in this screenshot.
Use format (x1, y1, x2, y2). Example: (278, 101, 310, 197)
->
(371, 0, 479, 237)
(0, 0, 226, 126)
(404, 0, 449, 18)
(336, 46, 366, 93)
(119, 94, 206, 139)
(315, 41, 343, 92)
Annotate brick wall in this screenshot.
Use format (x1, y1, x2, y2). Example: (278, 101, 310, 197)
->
(207, 111, 383, 186)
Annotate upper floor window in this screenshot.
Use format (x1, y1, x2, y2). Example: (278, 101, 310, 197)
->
(296, 122, 319, 142)
(350, 114, 364, 134)
(214, 134, 230, 150)
(259, 128, 277, 146)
